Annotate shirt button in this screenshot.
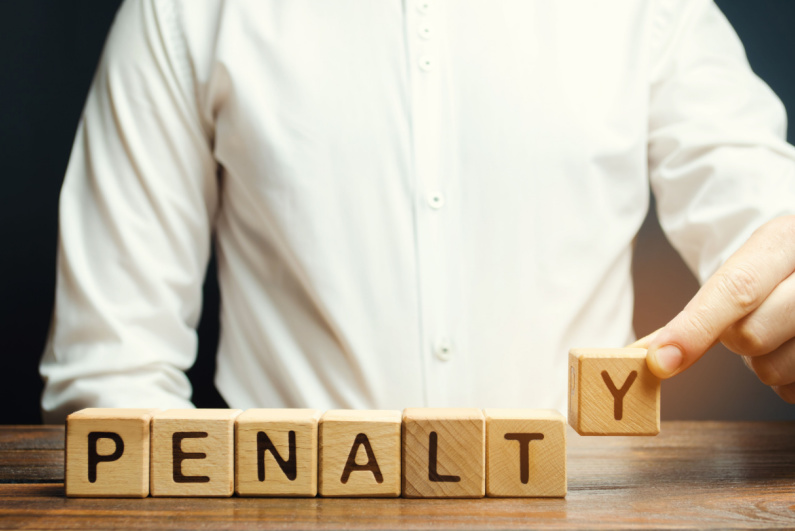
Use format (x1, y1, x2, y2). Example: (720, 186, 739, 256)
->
(417, 1, 431, 14)
(418, 56, 433, 72)
(427, 192, 444, 209)
(418, 25, 433, 39)
(434, 338, 453, 361)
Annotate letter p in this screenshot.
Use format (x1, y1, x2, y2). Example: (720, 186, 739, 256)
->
(87, 432, 125, 483)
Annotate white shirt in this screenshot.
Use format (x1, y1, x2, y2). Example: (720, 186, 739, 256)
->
(40, 0, 795, 422)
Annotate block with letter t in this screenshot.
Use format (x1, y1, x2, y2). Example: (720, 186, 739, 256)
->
(65, 408, 158, 497)
(484, 409, 566, 497)
(150, 409, 241, 497)
(235, 408, 321, 497)
(318, 410, 402, 497)
(568, 348, 660, 436)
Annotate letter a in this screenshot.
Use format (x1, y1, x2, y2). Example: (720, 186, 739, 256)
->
(341, 433, 383, 484)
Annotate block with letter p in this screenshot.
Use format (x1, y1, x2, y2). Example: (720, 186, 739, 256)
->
(568, 348, 660, 436)
(65, 408, 158, 497)
(150, 409, 242, 497)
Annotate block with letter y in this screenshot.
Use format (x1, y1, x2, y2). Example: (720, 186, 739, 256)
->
(568, 348, 660, 436)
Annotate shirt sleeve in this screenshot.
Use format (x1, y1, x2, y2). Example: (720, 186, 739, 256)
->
(648, 0, 795, 283)
(40, 0, 218, 422)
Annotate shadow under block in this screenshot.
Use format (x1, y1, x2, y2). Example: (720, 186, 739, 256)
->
(235, 409, 321, 497)
(484, 409, 566, 498)
(318, 410, 402, 497)
(402, 408, 485, 498)
(568, 348, 660, 436)
(65, 408, 158, 498)
(150, 409, 242, 497)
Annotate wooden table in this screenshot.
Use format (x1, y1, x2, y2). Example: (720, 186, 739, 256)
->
(1, 422, 794, 529)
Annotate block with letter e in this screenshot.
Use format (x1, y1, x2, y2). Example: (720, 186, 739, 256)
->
(65, 408, 158, 497)
(568, 348, 660, 436)
(150, 409, 241, 497)
(318, 410, 402, 497)
(402, 408, 485, 498)
(235, 408, 321, 497)
(484, 409, 566, 497)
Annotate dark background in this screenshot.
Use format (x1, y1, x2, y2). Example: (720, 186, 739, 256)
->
(1, 1, 794, 424)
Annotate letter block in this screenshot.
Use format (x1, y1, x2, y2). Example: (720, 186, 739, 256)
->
(484, 409, 566, 497)
(65, 408, 158, 497)
(150, 409, 241, 497)
(318, 410, 402, 497)
(568, 348, 660, 435)
(402, 408, 485, 498)
(235, 408, 321, 497)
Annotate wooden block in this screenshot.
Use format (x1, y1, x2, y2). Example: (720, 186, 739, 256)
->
(568, 348, 660, 436)
(65, 408, 158, 497)
(402, 408, 485, 498)
(235, 409, 321, 497)
(150, 409, 241, 497)
(318, 410, 402, 497)
(484, 409, 566, 497)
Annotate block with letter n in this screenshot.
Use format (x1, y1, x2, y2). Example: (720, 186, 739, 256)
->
(568, 348, 660, 436)
(235, 408, 321, 497)
(150, 409, 242, 497)
(65, 408, 158, 497)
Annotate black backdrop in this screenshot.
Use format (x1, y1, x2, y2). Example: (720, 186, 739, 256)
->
(1, 1, 794, 424)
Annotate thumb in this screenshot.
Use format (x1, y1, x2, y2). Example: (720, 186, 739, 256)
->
(646, 308, 724, 379)
(626, 328, 663, 349)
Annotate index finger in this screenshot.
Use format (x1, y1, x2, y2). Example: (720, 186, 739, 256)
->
(648, 218, 795, 377)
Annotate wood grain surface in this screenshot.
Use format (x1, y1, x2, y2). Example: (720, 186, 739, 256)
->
(1, 422, 794, 529)
(236, 409, 321, 497)
(484, 409, 566, 498)
(318, 410, 402, 497)
(402, 408, 485, 498)
(569, 348, 660, 436)
(65, 408, 157, 498)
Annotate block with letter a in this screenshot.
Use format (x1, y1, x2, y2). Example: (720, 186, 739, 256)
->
(150, 409, 242, 497)
(402, 408, 485, 498)
(318, 410, 402, 497)
(484, 409, 566, 497)
(65, 408, 158, 497)
(568, 348, 660, 436)
(235, 408, 321, 497)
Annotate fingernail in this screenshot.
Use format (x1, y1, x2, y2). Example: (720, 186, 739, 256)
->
(652, 345, 683, 376)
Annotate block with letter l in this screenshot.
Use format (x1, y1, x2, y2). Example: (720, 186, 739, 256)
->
(235, 408, 321, 497)
(402, 408, 485, 498)
(568, 348, 660, 436)
(150, 409, 242, 497)
(65, 408, 158, 497)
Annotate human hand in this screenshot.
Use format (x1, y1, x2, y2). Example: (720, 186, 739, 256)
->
(630, 216, 795, 403)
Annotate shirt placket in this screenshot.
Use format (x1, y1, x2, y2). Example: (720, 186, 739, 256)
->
(407, 0, 458, 405)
